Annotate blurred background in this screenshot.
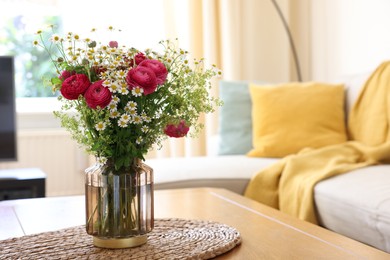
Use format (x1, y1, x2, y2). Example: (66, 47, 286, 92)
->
(1, 0, 390, 196)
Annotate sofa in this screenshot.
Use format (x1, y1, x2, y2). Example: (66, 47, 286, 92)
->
(146, 72, 390, 253)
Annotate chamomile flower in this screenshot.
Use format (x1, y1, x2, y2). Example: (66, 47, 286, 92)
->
(66, 32, 72, 40)
(101, 71, 109, 78)
(136, 136, 143, 144)
(109, 82, 120, 93)
(50, 34, 62, 43)
(108, 102, 117, 111)
(110, 110, 120, 118)
(118, 119, 128, 128)
(133, 115, 142, 124)
(112, 96, 120, 104)
(109, 48, 118, 55)
(119, 87, 129, 95)
(141, 113, 151, 123)
(95, 121, 106, 131)
(132, 87, 143, 97)
(97, 157, 108, 164)
(116, 70, 127, 77)
(141, 125, 149, 133)
(125, 106, 135, 113)
(128, 109, 137, 116)
(126, 101, 137, 111)
(102, 79, 111, 87)
(120, 114, 131, 122)
(155, 111, 162, 119)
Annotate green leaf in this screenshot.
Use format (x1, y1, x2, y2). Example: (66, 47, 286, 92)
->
(51, 77, 62, 85)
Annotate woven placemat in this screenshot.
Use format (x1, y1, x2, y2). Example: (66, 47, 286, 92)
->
(0, 218, 241, 259)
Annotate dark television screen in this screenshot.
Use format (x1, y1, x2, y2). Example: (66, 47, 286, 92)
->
(0, 56, 17, 161)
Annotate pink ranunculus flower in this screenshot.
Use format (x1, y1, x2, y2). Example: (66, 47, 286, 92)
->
(138, 59, 168, 85)
(109, 41, 118, 48)
(60, 74, 91, 100)
(84, 80, 112, 109)
(126, 66, 158, 95)
(128, 52, 147, 67)
(164, 120, 190, 138)
(134, 52, 147, 65)
(59, 70, 75, 81)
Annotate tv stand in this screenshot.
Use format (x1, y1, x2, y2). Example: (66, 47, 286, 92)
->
(0, 168, 46, 200)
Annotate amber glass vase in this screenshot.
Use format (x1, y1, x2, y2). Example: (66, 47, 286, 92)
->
(85, 158, 154, 248)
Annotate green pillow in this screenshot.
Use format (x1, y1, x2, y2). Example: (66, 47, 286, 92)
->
(217, 81, 253, 155)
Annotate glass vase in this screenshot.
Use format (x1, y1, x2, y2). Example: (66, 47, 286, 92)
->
(85, 158, 154, 248)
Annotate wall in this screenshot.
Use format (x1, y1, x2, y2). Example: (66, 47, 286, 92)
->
(0, 128, 87, 197)
(289, 0, 311, 82)
(220, 0, 292, 83)
(0, 99, 88, 197)
(309, 0, 390, 81)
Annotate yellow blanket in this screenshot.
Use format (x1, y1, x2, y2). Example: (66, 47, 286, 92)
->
(244, 61, 390, 224)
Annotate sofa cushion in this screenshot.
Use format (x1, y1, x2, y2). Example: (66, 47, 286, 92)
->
(331, 72, 370, 117)
(147, 155, 278, 194)
(315, 165, 390, 253)
(217, 81, 253, 155)
(247, 82, 348, 158)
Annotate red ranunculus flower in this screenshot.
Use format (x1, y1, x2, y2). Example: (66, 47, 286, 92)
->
(135, 52, 147, 65)
(126, 66, 158, 95)
(138, 59, 168, 85)
(128, 52, 147, 67)
(59, 70, 75, 81)
(164, 120, 190, 138)
(60, 74, 91, 100)
(84, 80, 112, 109)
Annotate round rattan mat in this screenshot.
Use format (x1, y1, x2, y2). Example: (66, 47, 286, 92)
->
(0, 218, 241, 259)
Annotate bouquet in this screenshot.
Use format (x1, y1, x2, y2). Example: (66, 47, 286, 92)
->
(34, 26, 222, 172)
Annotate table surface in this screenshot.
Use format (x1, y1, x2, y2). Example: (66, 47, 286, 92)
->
(0, 187, 389, 259)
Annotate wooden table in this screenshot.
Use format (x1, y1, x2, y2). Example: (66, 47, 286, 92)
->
(0, 188, 389, 259)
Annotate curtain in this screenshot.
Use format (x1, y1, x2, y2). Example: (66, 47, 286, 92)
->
(147, 0, 296, 159)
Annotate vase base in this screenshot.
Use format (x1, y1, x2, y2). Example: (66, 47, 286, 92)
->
(93, 235, 147, 249)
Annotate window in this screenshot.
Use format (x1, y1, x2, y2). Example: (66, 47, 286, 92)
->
(0, 0, 166, 98)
